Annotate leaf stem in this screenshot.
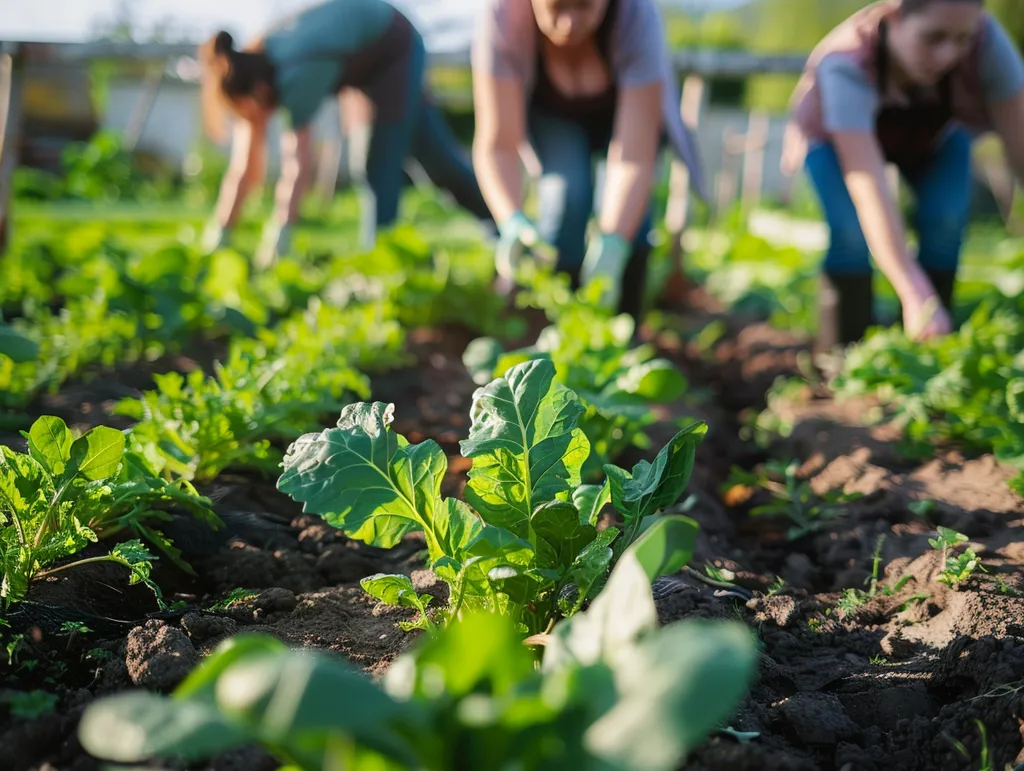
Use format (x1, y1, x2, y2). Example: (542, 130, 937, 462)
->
(34, 554, 122, 579)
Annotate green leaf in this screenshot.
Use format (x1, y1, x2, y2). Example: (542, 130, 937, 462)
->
(531, 501, 596, 570)
(605, 421, 707, 525)
(613, 359, 687, 403)
(584, 619, 758, 771)
(432, 498, 483, 570)
(460, 359, 590, 537)
(628, 516, 699, 581)
(278, 403, 446, 552)
(26, 416, 74, 478)
(175, 635, 288, 700)
(1008, 379, 1024, 423)
(462, 337, 505, 387)
(560, 527, 620, 616)
(78, 691, 252, 762)
(360, 574, 432, 611)
(68, 426, 126, 482)
(573, 483, 611, 527)
(0, 325, 40, 364)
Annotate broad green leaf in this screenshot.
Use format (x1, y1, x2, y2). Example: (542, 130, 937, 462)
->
(214, 647, 417, 762)
(584, 620, 758, 771)
(560, 527, 619, 615)
(460, 359, 590, 537)
(432, 498, 483, 569)
(27, 416, 73, 478)
(544, 549, 656, 673)
(573, 483, 610, 527)
(176, 635, 288, 700)
(531, 500, 596, 570)
(465, 526, 535, 571)
(605, 421, 707, 525)
(278, 403, 446, 551)
(628, 516, 699, 581)
(612, 359, 687, 403)
(462, 337, 505, 387)
(68, 426, 126, 482)
(0, 326, 40, 364)
(78, 691, 253, 762)
(361, 574, 431, 610)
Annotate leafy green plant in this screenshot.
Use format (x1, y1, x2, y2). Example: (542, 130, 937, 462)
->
(835, 536, 925, 614)
(0, 416, 218, 605)
(726, 460, 863, 540)
(464, 308, 687, 479)
(279, 359, 706, 635)
(1, 689, 59, 719)
(77, 536, 758, 771)
(929, 527, 988, 589)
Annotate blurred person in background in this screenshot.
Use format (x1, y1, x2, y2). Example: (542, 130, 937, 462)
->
(470, 0, 706, 324)
(197, 0, 492, 266)
(782, 0, 1024, 351)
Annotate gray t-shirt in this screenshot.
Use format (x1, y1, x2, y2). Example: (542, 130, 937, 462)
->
(819, 15, 1024, 133)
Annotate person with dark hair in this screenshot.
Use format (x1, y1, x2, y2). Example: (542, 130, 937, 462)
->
(197, 0, 491, 265)
(782, 0, 1024, 350)
(470, 0, 706, 323)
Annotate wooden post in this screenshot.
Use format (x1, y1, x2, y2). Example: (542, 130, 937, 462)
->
(0, 49, 23, 255)
(660, 74, 707, 307)
(740, 110, 769, 213)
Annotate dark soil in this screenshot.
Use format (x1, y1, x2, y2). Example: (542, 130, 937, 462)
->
(2, 297, 1024, 771)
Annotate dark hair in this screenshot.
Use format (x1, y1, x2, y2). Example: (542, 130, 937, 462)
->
(900, 0, 983, 15)
(205, 31, 277, 103)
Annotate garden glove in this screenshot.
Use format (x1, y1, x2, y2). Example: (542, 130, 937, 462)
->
(255, 222, 292, 270)
(581, 232, 631, 310)
(200, 220, 228, 252)
(494, 211, 549, 282)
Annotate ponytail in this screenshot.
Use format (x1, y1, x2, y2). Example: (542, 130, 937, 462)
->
(198, 30, 277, 142)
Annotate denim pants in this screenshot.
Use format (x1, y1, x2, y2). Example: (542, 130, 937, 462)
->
(804, 125, 973, 276)
(526, 107, 654, 319)
(346, 30, 490, 242)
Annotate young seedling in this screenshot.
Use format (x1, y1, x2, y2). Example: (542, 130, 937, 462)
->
(929, 527, 988, 589)
(835, 535, 923, 615)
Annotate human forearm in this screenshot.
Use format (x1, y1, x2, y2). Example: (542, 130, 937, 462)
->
(598, 160, 656, 242)
(214, 170, 256, 227)
(472, 144, 523, 225)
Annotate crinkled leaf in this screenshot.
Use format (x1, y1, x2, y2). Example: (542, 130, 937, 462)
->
(109, 540, 157, 589)
(573, 483, 610, 527)
(78, 691, 252, 762)
(360, 574, 432, 611)
(559, 527, 619, 616)
(26, 416, 73, 478)
(278, 403, 446, 551)
(68, 426, 125, 483)
(532, 500, 596, 570)
(460, 359, 590, 537)
(584, 620, 758, 771)
(605, 421, 707, 525)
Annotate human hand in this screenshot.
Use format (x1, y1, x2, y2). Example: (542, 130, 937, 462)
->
(255, 222, 292, 270)
(200, 220, 228, 252)
(581, 232, 631, 310)
(494, 212, 551, 282)
(902, 289, 952, 341)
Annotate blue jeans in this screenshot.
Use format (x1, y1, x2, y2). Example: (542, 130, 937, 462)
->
(527, 108, 653, 277)
(350, 30, 490, 236)
(804, 126, 973, 276)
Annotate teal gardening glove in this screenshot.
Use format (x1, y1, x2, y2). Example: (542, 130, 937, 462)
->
(494, 211, 553, 282)
(255, 222, 292, 270)
(580, 232, 631, 310)
(200, 220, 229, 252)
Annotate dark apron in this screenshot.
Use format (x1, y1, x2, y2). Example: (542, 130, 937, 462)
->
(530, 0, 620, 144)
(874, 19, 954, 173)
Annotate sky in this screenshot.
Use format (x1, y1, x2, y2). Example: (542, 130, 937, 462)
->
(0, 0, 753, 51)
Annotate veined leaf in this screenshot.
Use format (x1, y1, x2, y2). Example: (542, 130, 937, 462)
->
(532, 501, 596, 570)
(573, 483, 610, 527)
(278, 403, 447, 552)
(68, 426, 126, 483)
(361, 574, 433, 612)
(605, 421, 708, 526)
(26, 416, 73, 478)
(460, 359, 590, 537)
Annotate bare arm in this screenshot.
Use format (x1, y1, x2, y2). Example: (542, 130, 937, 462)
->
(991, 89, 1024, 187)
(272, 126, 314, 226)
(832, 131, 933, 301)
(599, 82, 662, 241)
(471, 72, 526, 224)
(214, 119, 267, 228)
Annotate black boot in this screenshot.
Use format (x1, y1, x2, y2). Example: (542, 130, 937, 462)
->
(816, 272, 875, 354)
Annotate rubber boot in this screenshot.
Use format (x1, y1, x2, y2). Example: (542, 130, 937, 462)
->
(816, 272, 875, 355)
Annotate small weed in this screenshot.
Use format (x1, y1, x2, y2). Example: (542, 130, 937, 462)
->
(835, 535, 920, 615)
(869, 655, 890, 666)
(929, 528, 987, 589)
(909, 499, 937, 519)
(765, 577, 787, 597)
(944, 719, 996, 771)
(58, 621, 92, 636)
(209, 588, 260, 611)
(0, 690, 59, 719)
(807, 618, 825, 634)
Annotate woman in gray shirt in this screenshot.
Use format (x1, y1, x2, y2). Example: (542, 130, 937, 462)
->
(782, 0, 1024, 348)
(471, 0, 705, 324)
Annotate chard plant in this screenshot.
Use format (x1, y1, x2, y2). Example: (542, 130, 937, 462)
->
(278, 359, 706, 636)
(0, 416, 218, 606)
(77, 534, 758, 771)
(463, 307, 688, 479)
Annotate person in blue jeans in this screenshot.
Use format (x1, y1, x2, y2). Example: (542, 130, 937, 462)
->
(782, 0, 1024, 349)
(470, 0, 706, 323)
(197, 0, 491, 266)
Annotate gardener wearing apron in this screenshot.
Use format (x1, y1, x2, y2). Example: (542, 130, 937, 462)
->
(782, 0, 1024, 350)
(198, 0, 491, 266)
(471, 0, 706, 323)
